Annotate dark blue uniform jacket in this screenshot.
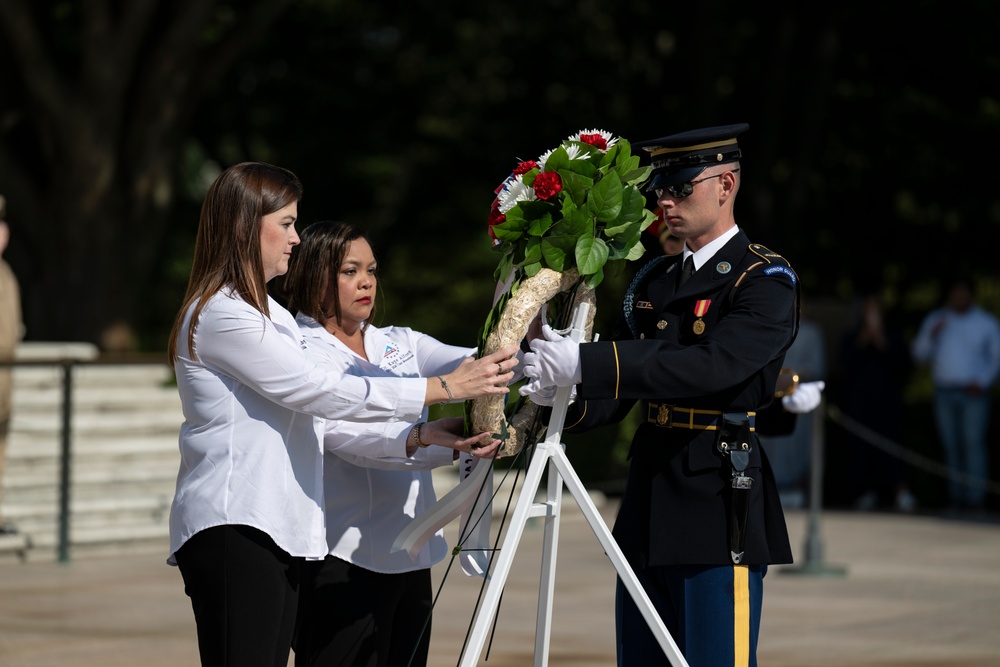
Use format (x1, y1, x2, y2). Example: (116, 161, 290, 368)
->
(567, 229, 798, 567)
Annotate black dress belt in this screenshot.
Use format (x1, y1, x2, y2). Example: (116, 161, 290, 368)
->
(646, 402, 756, 432)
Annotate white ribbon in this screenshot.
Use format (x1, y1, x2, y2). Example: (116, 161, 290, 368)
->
(392, 452, 494, 577)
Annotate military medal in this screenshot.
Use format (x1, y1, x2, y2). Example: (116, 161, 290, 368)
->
(692, 299, 711, 334)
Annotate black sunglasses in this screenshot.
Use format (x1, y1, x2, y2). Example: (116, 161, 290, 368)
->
(655, 168, 740, 199)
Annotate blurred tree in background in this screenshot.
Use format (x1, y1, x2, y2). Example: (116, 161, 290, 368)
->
(2, 0, 999, 496)
(0, 0, 297, 348)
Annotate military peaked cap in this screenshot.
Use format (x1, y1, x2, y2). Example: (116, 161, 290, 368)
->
(634, 123, 749, 192)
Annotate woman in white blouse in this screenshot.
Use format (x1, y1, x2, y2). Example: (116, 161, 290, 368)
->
(166, 163, 516, 667)
(282, 221, 499, 667)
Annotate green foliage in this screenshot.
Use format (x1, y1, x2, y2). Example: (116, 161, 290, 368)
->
(488, 133, 654, 292)
(467, 132, 654, 445)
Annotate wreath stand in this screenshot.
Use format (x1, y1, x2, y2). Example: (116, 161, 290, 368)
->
(458, 302, 690, 667)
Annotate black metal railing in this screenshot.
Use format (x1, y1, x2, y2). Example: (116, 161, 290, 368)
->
(0, 353, 168, 563)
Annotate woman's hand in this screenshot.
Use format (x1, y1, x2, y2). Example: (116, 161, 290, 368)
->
(420, 417, 501, 458)
(426, 344, 519, 405)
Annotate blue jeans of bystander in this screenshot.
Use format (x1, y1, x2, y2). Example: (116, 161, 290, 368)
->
(933, 387, 991, 507)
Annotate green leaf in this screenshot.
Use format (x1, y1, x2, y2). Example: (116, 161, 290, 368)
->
(622, 165, 651, 185)
(541, 235, 575, 270)
(523, 261, 542, 277)
(519, 199, 558, 219)
(606, 222, 643, 259)
(492, 225, 525, 242)
(520, 237, 542, 265)
(560, 157, 599, 180)
(587, 171, 623, 223)
(559, 170, 595, 207)
(617, 153, 639, 171)
(638, 207, 656, 232)
(527, 212, 554, 236)
(544, 146, 571, 172)
(576, 234, 609, 275)
(603, 214, 635, 237)
(622, 184, 646, 214)
(599, 143, 620, 170)
(492, 209, 528, 242)
(584, 266, 605, 289)
(624, 238, 648, 261)
(555, 207, 592, 238)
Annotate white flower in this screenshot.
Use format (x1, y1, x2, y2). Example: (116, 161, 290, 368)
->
(537, 142, 586, 170)
(568, 128, 619, 151)
(496, 174, 535, 214)
(564, 143, 585, 160)
(537, 148, 554, 171)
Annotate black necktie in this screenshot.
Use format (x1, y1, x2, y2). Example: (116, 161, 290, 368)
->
(679, 255, 695, 287)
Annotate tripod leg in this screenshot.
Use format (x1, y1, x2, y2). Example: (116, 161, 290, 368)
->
(459, 446, 554, 667)
(548, 445, 690, 667)
(533, 454, 564, 666)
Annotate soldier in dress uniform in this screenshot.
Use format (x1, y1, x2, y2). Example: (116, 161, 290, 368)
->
(521, 123, 799, 667)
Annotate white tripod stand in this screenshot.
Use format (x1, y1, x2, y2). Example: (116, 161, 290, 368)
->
(458, 302, 690, 667)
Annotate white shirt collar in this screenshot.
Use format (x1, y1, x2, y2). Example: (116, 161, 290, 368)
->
(683, 225, 739, 272)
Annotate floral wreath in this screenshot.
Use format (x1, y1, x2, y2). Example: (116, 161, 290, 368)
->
(468, 129, 654, 455)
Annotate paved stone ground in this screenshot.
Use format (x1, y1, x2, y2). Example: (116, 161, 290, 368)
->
(0, 501, 998, 667)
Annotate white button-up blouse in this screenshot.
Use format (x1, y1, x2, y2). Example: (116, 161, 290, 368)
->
(167, 289, 426, 564)
(297, 314, 473, 572)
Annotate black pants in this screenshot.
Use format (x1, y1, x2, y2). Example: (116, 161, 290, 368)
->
(175, 524, 301, 667)
(294, 556, 432, 667)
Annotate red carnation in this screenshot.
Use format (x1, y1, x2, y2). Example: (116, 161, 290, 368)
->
(513, 160, 538, 176)
(488, 203, 506, 240)
(533, 171, 563, 200)
(579, 133, 608, 150)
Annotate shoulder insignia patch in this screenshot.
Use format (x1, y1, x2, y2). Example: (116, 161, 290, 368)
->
(764, 265, 798, 284)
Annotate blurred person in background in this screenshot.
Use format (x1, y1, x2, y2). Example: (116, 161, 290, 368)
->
(912, 275, 1000, 512)
(0, 195, 23, 535)
(839, 292, 915, 512)
(756, 301, 826, 509)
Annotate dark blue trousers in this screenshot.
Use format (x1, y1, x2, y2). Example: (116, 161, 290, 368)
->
(616, 563, 765, 667)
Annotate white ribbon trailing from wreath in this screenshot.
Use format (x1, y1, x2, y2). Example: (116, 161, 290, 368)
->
(392, 452, 493, 577)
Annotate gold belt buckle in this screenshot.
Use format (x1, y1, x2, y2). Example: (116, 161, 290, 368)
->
(656, 404, 671, 426)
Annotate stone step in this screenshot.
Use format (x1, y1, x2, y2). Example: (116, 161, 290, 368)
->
(10, 411, 181, 438)
(4, 461, 178, 490)
(12, 385, 180, 412)
(7, 434, 179, 460)
(2, 343, 182, 563)
(12, 363, 173, 387)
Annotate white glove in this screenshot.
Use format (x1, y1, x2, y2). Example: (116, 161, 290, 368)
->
(519, 380, 577, 406)
(522, 324, 582, 388)
(782, 380, 825, 414)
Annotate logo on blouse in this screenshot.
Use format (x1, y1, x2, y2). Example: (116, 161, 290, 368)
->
(381, 343, 415, 372)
